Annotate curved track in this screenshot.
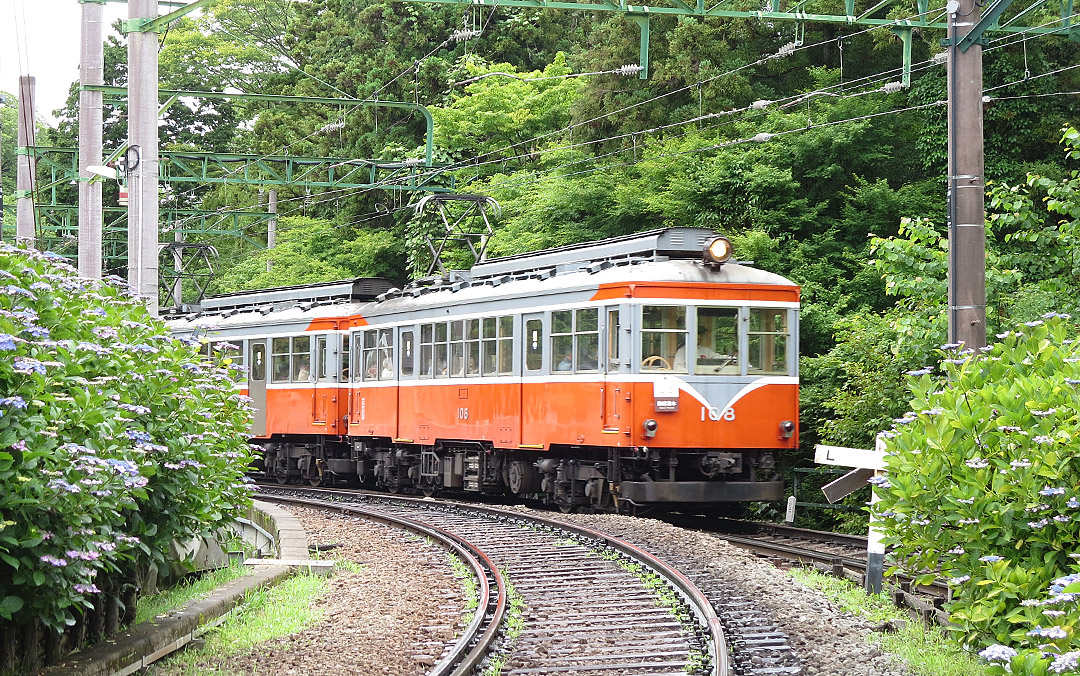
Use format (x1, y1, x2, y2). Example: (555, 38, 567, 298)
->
(257, 486, 730, 676)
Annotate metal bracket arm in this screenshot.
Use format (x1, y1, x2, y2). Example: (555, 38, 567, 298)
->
(956, 0, 1016, 50)
(122, 0, 218, 33)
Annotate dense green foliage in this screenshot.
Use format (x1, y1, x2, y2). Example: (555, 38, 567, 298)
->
(0, 246, 255, 631)
(873, 317, 1080, 672)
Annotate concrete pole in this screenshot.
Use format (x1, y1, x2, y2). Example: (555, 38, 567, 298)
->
(946, 0, 986, 350)
(266, 188, 277, 271)
(128, 0, 160, 314)
(79, 0, 105, 279)
(16, 76, 36, 248)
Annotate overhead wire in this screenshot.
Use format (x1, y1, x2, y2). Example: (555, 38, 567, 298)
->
(211, 10, 957, 252)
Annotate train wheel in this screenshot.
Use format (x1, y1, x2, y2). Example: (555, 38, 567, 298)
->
(275, 473, 289, 485)
(420, 485, 438, 498)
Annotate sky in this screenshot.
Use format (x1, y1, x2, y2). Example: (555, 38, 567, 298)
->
(2, 0, 127, 123)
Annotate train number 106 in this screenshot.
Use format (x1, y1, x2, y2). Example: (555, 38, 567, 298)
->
(457, 407, 470, 420)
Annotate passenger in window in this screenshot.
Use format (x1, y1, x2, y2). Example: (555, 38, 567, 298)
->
(674, 327, 723, 372)
(274, 358, 290, 382)
(295, 357, 310, 382)
(556, 349, 573, 372)
(579, 345, 598, 371)
(381, 358, 393, 379)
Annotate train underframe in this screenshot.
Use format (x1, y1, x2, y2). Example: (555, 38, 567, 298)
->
(257, 435, 783, 511)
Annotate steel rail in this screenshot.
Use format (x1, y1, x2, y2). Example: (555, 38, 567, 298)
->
(262, 493, 506, 676)
(258, 486, 730, 676)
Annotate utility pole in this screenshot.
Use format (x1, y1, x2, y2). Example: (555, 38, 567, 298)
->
(79, 0, 105, 279)
(128, 0, 160, 314)
(16, 76, 36, 248)
(946, 0, 987, 350)
(266, 188, 277, 271)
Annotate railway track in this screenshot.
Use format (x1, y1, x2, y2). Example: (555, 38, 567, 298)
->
(257, 486, 743, 676)
(657, 513, 951, 626)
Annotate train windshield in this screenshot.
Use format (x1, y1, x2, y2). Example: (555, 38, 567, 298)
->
(640, 305, 791, 376)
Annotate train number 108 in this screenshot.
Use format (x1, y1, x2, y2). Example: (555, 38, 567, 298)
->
(701, 406, 735, 422)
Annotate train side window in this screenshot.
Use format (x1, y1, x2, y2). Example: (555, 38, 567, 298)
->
(748, 308, 789, 375)
(352, 333, 363, 382)
(271, 337, 291, 382)
(640, 305, 687, 372)
(551, 310, 573, 372)
(364, 329, 394, 381)
(450, 320, 465, 377)
(227, 341, 245, 375)
(466, 319, 480, 376)
(363, 330, 378, 381)
(250, 343, 266, 381)
(315, 335, 328, 381)
(525, 319, 543, 372)
(292, 335, 311, 381)
(420, 324, 434, 378)
(690, 308, 739, 374)
(482, 318, 498, 376)
(575, 308, 599, 372)
(341, 335, 350, 380)
(498, 315, 513, 374)
(378, 329, 394, 381)
(435, 322, 449, 378)
(401, 330, 414, 377)
(607, 309, 620, 370)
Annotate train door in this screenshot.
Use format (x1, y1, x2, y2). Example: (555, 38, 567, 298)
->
(603, 305, 626, 435)
(519, 312, 547, 448)
(248, 340, 268, 437)
(347, 330, 362, 434)
(353, 327, 397, 436)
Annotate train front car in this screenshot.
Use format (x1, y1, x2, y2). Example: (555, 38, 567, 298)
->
(355, 227, 798, 511)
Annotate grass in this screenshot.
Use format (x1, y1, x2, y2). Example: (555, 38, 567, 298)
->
(135, 561, 250, 624)
(482, 578, 526, 676)
(788, 567, 992, 676)
(151, 572, 329, 675)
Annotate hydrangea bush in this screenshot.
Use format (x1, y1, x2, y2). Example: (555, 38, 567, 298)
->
(873, 315, 1080, 660)
(0, 244, 255, 631)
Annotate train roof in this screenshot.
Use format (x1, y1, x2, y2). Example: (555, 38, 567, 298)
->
(165, 228, 797, 331)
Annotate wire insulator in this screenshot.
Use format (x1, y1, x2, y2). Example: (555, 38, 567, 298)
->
(451, 29, 483, 42)
(750, 99, 774, 110)
(752, 132, 775, 142)
(777, 42, 797, 57)
(614, 64, 644, 77)
(882, 82, 904, 94)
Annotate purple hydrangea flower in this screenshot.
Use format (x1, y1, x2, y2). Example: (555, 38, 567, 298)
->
(978, 645, 1017, 663)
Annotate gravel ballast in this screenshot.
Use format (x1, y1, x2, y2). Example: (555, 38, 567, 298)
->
(155, 503, 913, 676)
(157, 506, 468, 676)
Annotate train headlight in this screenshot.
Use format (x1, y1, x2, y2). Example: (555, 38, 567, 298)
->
(703, 236, 733, 266)
(643, 418, 658, 438)
(779, 420, 796, 439)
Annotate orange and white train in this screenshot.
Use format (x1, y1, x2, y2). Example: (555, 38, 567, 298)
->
(168, 227, 799, 511)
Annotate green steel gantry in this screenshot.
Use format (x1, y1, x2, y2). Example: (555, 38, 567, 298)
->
(23, 87, 453, 267)
(398, 0, 1078, 78)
